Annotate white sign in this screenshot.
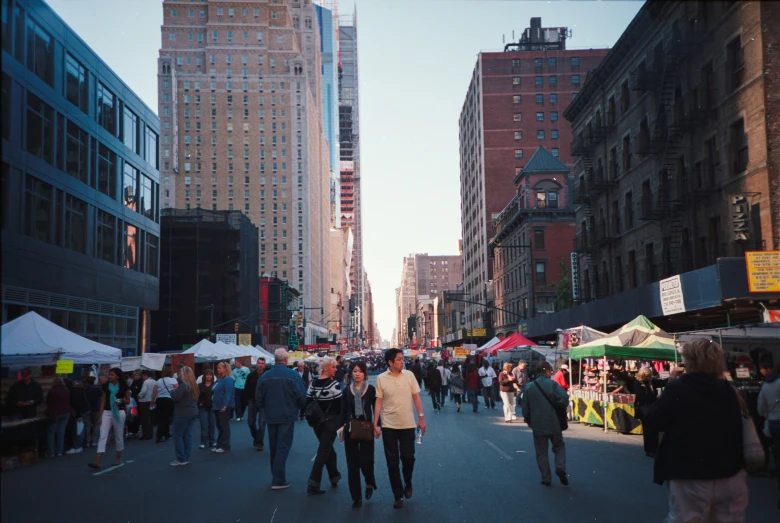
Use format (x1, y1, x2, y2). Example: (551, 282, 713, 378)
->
(659, 275, 686, 316)
(570, 252, 581, 302)
(735, 367, 750, 379)
(216, 334, 237, 344)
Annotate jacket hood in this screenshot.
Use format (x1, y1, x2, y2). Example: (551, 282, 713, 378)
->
(678, 372, 733, 396)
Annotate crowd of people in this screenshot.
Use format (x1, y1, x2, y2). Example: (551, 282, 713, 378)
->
(4, 339, 779, 517)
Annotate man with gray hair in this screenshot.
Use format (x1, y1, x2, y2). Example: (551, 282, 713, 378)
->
(256, 348, 307, 490)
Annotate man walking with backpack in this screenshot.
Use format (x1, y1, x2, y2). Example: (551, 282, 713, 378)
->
(522, 361, 570, 487)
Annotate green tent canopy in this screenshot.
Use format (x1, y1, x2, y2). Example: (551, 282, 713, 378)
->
(570, 315, 678, 361)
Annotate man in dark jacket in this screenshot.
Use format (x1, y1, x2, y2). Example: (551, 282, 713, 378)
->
(245, 358, 267, 450)
(294, 360, 311, 421)
(411, 359, 423, 388)
(256, 350, 307, 489)
(5, 368, 44, 419)
(427, 362, 442, 411)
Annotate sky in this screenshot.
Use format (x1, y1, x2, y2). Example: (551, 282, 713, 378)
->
(46, 0, 644, 345)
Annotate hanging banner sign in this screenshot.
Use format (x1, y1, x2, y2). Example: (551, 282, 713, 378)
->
(238, 333, 252, 346)
(55, 360, 74, 374)
(745, 251, 780, 293)
(216, 334, 237, 344)
(571, 252, 581, 302)
(659, 275, 686, 316)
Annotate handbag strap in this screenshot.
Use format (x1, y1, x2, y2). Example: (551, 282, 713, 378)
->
(533, 379, 561, 413)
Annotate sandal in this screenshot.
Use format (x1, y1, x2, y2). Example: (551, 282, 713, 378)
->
(88, 462, 101, 470)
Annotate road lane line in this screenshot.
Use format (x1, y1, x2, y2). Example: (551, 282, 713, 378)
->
(484, 440, 513, 460)
(92, 461, 130, 476)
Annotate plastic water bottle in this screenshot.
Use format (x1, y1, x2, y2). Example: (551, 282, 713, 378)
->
(416, 427, 423, 444)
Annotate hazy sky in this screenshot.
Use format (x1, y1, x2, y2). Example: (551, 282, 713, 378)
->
(47, 0, 643, 344)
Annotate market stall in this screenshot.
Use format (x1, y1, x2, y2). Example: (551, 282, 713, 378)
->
(570, 315, 678, 434)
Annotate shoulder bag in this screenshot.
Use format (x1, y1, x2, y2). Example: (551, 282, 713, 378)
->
(305, 383, 334, 428)
(534, 379, 568, 431)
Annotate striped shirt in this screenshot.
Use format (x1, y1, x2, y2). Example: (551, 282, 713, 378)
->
(307, 378, 343, 417)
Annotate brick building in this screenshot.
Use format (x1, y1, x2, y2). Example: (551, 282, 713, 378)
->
(157, 0, 332, 340)
(459, 17, 609, 329)
(565, 0, 780, 303)
(490, 147, 575, 334)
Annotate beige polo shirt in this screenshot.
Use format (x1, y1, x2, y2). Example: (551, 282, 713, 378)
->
(375, 369, 421, 430)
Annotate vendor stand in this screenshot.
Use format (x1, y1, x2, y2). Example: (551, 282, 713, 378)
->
(570, 315, 678, 434)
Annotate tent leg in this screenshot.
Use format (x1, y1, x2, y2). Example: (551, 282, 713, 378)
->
(603, 356, 608, 433)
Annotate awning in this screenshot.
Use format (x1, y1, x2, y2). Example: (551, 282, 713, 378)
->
(571, 315, 678, 361)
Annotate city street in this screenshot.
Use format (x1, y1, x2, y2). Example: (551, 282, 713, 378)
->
(2, 392, 777, 523)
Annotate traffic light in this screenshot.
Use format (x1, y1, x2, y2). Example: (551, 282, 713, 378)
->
(234, 322, 240, 333)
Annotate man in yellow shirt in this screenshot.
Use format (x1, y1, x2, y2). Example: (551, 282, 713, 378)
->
(374, 348, 426, 509)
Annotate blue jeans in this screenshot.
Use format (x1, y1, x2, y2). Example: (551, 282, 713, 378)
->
(47, 413, 70, 456)
(439, 385, 449, 405)
(247, 400, 266, 445)
(172, 415, 197, 463)
(234, 388, 245, 419)
(468, 389, 479, 412)
(198, 407, 215, 446)
(268, 421, 295, 486)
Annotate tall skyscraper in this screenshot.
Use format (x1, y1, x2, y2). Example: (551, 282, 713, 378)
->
(158, 0, 332, 342)
(458, 18, 608, 329)
(338, 9, 364, 347)
(315, 1, 341, 227)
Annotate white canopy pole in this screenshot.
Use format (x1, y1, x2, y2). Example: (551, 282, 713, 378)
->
(603, 355, 608, 433)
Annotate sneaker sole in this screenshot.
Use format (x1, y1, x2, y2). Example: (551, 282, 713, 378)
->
(271, 485, 290, 490)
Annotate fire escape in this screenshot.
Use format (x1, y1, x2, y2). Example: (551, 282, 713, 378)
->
(633, 19, 709, 277)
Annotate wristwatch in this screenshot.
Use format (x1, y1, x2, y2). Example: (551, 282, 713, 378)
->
(418, 413, 425, 417)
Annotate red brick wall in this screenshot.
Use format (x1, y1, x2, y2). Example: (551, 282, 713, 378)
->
(761, 1, 780, 249)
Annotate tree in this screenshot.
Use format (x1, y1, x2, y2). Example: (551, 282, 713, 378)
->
(550, 257, 573, 311)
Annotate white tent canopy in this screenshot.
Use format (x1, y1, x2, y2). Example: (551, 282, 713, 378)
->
(254, 345, 274, 361)
(1, 311, 122, 366)
(478, 337, 501, 351)
(182, 339, 229, 362)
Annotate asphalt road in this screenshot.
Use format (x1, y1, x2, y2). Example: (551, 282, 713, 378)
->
(2, 390, 777, 523)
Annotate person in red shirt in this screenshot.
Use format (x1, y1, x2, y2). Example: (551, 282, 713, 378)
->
(465, 364, 481, 413)
(553, 365, 570, 391)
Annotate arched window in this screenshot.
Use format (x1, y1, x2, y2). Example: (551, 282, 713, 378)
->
(532, 179, 562, 209)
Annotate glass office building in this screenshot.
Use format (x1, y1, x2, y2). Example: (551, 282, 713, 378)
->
(1, 0, 161, 356)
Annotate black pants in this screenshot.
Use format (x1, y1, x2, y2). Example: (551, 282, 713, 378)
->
(216, 409, 231, 449)
(429, 387, 441, 410)
(381, 428, 415, 500)
(482, 386, 495, 408)
(345, 431, 376, 502)
(155, 397, 174, 440)
(309, 424, 340, 487)
(138, 401, 152, 439)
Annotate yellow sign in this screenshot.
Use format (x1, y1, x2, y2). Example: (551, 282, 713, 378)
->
(55, 360, 74, 374)
(746, 251, 780, 292)
(471, 328, 487, 337)
(238, 333, 252, 346)
(454, 348, 471, 359)
(288, 351, 305, 361)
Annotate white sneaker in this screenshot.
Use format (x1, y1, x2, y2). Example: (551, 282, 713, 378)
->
(66, 448, 82, 454)
(199, 444, 206, 449)
(214, 448, 226, 453)
(170, 460, 184, 467)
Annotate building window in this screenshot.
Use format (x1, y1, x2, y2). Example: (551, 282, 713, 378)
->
(551, 148, 559, 158)
(26, 18, 54, 86)
(535, 76, 543, 87)
(96, 210, 116, 263)
(512, 59, 521, 68)
(536, 112, 544, 121)
(97, 143, 117, 199)
(549, 76, 557, 86)
(551, 130, 559, 140)
(515, 149, 523, 159)
(727, 36, 744, 91)
(512, 76, 521, 86)
(146, 233, 159, 277)
(24, 175, 53, 243)
(97, 83, 117, 136)
(625, 191, 634, 229)
(26, 93, 55, 165)
(731, 119, 748, 174)
(550, 111, 558, 121)
(1, 73, 10, 142)
(622, 135, 631, 171)
(65, 53, 89, 113)
(145, 127, 158, 168)
(513, 95, 522, 104)
(514, 131, 523, 141)
(123, 107, 138, 153)
(535, 94, 543, 105)
(549, 94, 557, 104)
(63, 194, 87, 254)
(513, 112, 522, 122)
(65, 121, 89, 185)
(536, 190, 558, 208)
(537, 130, 545, 140)
(620, 80, 630, 114)
(535, 262, 546, 283)
(571, 57, 580, 68)
(534, 229, 545, 249)
(571, 75, 580, 86)
(123, 163, 138, 211)
(548, 57, 557, 67)
(121, 223, 138, 271)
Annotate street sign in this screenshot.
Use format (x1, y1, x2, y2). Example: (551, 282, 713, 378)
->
(745, 251, 780, 292)
(196, 328, 210, 335)
(238, 333, 252, 346)
(659, 275, 686, 316)
(216, 333, 237, 344)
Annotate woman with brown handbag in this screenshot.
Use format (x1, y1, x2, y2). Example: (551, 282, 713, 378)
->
(340, 361, 379, 508)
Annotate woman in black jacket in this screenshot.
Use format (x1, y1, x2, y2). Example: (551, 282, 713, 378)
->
(644, 339, 746, 521)
(306, 357, 344, 496)
(341, 361, 378, 508)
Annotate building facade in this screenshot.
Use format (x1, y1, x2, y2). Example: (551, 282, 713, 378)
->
(1, 0, 161, 355)
(490, 147, 576, 334)
(459, 17, 608, 329)
(565, 0, 779, 303)
(151, 209, 258, 350)
(157, 0, 332, 342)
(259, 273, 300, 348)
